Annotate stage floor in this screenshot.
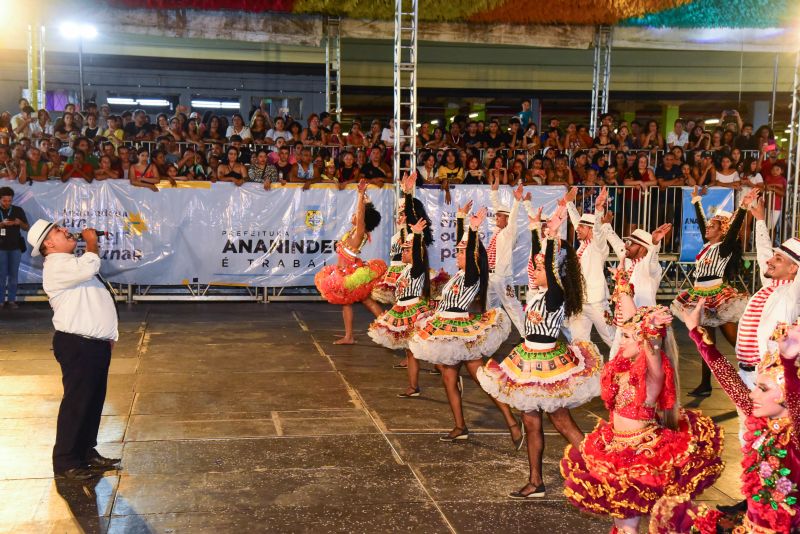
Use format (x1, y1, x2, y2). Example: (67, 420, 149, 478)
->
(0, 302, 743, 533)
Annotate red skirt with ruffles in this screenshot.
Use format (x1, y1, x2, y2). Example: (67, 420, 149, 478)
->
(560, 409, 724, 519)
(314, 253, 388, 305)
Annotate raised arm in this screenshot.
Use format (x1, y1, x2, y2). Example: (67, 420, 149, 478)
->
(543, 236, 565, 312)
(749, 196, 772, 286)
(563, 187, 580, 228)
(456, 199, 473, 245)
(347, 180, 369, 248)
(719, 204, 748, 257)
(691, 187, 707, 242)
(409, 220, 426, 279)
(464, 207, 487, 287)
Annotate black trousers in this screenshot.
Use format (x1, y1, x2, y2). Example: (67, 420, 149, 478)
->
(52, 331, 111, 472)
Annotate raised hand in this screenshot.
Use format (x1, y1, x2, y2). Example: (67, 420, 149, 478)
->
(410, 218, 427, 234)
(513, 182, 524, 201)
(652, 223, 673, 244)
(402, 172, 416, 193)
(749, 195, 766, 221)
(357, 178, 367, 194)
(546, 204, 566, 236)
(470, 206, 488, 229)
(602, 210, 614, 225)
(524, 191, 532, 202)
(741, 188, 759, 209)
(491, 172, 500, 191)
(458, 199, 474, 216)
(778, 321, 800, 360)
(564, 186, 578, 204)
(529, 206, 543, 225)
(681, 298, 705, 331)
(594, 186, 608, 212)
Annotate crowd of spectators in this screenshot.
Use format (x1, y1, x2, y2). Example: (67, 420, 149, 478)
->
(0, 98, 788, 214)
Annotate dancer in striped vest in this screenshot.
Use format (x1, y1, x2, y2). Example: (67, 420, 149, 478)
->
(671, 187, 756, 397)
(409, 203, 520, 444)
(478, 203, 602, 499)
(368, 173, 434, 397)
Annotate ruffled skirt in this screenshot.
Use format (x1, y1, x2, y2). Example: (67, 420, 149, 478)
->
(314, 254, 388, 305)
(477, 340, 602, 412)
(371, 262, 405, 304)
(670, 282, 748, 327)
(367, 298, 432, 350)
(560, 409, 724, 519)
(408, 309, 511, 365)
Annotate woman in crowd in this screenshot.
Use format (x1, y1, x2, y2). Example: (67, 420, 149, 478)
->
(526, 156, 547, 185)
(523, 123, 540, 152)
(345, 120, 366, 149)
(616, 124, 634, 151)
(225, 113, 252, 144)
(708, 130, 726, 154)
(416, 121, 432, 148)
(653, 305, 800, 533)
(639, 120, 664, 150)
(425, 127, 445, 150)
(563, 123, 583, 151)
(31, 109, 53, 139)
(301, 114, 326, 147)
(315, 179, 387, 345)
(129, 147, 159, 191)
(217, 146, 247, 186)
(369, 174, 435, 397)
(93, 155, 120, 180)
(487, 155, 508, 185)
(561, 271, 723, 534)
(479, 203, 601, 499)
(672, 188, 755, 397)
(336, 151, 360, 188)
(249, 114, 268, 144)
(437, 149, 464, 184)
(154, 113, 170, 138)
(166, 116, 184, 142)
(23, 147, 49, 182)
(463, 154, 486, 184)
(328, 122, 344, 147)
(708, 153, 740, 190)
(507, 120, 524, 150)
(204, 116, 225, 141)
(415, 152, 437, 185)
(185, 119, 204, 144)
(594, 124, 617, 150)
(53, 112, 78, 142)
(722, 129, 736, 148)
(409, 202, 520, 444)
(266, 117, 292, 145)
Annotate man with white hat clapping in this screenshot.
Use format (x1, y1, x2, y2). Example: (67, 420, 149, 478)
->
(27, 220, 120, 481)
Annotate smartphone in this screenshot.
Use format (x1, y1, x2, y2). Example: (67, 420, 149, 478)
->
(765, 143, 777, 152)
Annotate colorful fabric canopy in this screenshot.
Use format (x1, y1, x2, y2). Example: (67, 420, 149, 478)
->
(107, 0, 798, 28)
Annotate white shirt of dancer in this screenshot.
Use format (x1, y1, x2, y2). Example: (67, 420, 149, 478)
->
(488, 189, 520, 279)
(735, 219, 800, 366)
(602, 214, 662, 308)
(567, 202, 610, 305)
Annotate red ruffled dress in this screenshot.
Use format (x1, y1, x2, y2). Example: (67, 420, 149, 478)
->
(314, 229, 388, 305)
(560, 349, 724, 520)
(650, 329, 800, 534)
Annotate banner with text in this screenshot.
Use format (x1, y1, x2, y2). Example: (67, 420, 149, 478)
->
(679, 187, 735, 262)
(9, 183, 568, 286)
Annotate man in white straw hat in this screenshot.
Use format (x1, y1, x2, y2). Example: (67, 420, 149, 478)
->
(600, 201, 672, 359)
(562, 186, 616, 349)
(27, 220, 120, 481)
(486, 175, 526, 335)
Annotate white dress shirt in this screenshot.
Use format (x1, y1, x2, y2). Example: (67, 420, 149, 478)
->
(42, 252, 119, 341)
(488, 190, 520, 279)
(602, 213, 662, 308)
(567, 202, 610, 305)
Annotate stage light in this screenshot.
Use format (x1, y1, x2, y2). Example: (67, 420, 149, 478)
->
(137, 99, 170, 107)
(59, 22, 97, 40)
(107, 97, 137, 105)
(704, 119, 720, 125)
(468, 113, 479, 118)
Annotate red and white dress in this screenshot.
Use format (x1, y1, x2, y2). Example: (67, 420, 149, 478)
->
(314, 229, 387, 305)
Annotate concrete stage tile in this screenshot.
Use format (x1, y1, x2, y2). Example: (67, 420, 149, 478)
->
(388, 433, 537, 466)
(113, 465, 426, 515)
(0, 443, 124, 481)
(133, 371, 341, 393)
(0, 476, 118, 524)
(136, 352, 330, 374)
(440, 501, 611, 534)
(125, 413, 278, 441)
(143, 329, 308, 346)
(132, 387, 354, 415)
(0, 392, 133, 419)
(275, 409, 377, 436)
(0, 416, 127, 446)
(0, 358, 137, 376)
(121, 435, 399, 475)
(4, 517, 109, 534)
(107, 503, 449, 534)
(0, 374, 134, 396)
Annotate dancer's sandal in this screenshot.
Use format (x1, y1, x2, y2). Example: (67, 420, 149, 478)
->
(508, 482, 546, 499)
(509, 422, 525, 451)
(397, 387, 421, 398)
(439, 427, 469, 442)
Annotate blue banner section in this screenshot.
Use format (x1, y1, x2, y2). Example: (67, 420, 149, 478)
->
(679, 187, 735, 262)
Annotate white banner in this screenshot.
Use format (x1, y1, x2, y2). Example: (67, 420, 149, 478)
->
(8, 182, 567, 287)
(415, 185, 567, 285)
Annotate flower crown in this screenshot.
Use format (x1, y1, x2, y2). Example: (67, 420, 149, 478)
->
(763, 319, 800, 390)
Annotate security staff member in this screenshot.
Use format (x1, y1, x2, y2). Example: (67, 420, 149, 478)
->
(27, 220, 120, 480)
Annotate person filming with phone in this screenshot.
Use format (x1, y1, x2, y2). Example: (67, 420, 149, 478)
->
(26, 220, 120, 480)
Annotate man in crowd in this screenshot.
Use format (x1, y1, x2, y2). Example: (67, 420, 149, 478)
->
(12, 105, 36, 140)
(0, 187, 29, 309)
(666, 119, 689, 149)
(26, 220, 120, 480)
(123, 110, 153, 141)
(360, 146, 391, 184)
(517, 100, 533, 130)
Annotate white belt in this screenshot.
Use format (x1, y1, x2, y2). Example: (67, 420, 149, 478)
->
(523, 340, 557, 351)
(398, 296, 420, 306)
(439, 310, 469, 319)
(694, 278, 723, 288)
(390, 260, 404, 267)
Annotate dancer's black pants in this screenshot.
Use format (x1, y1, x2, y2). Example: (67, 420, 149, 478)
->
(52, 331, 111, 472)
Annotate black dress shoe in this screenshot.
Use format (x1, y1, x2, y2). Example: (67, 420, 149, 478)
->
(688, 385, 712, 398)
(717, 499, 748, 515)
(54, 467, 100, 481)
(85, 452, 121, 469)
